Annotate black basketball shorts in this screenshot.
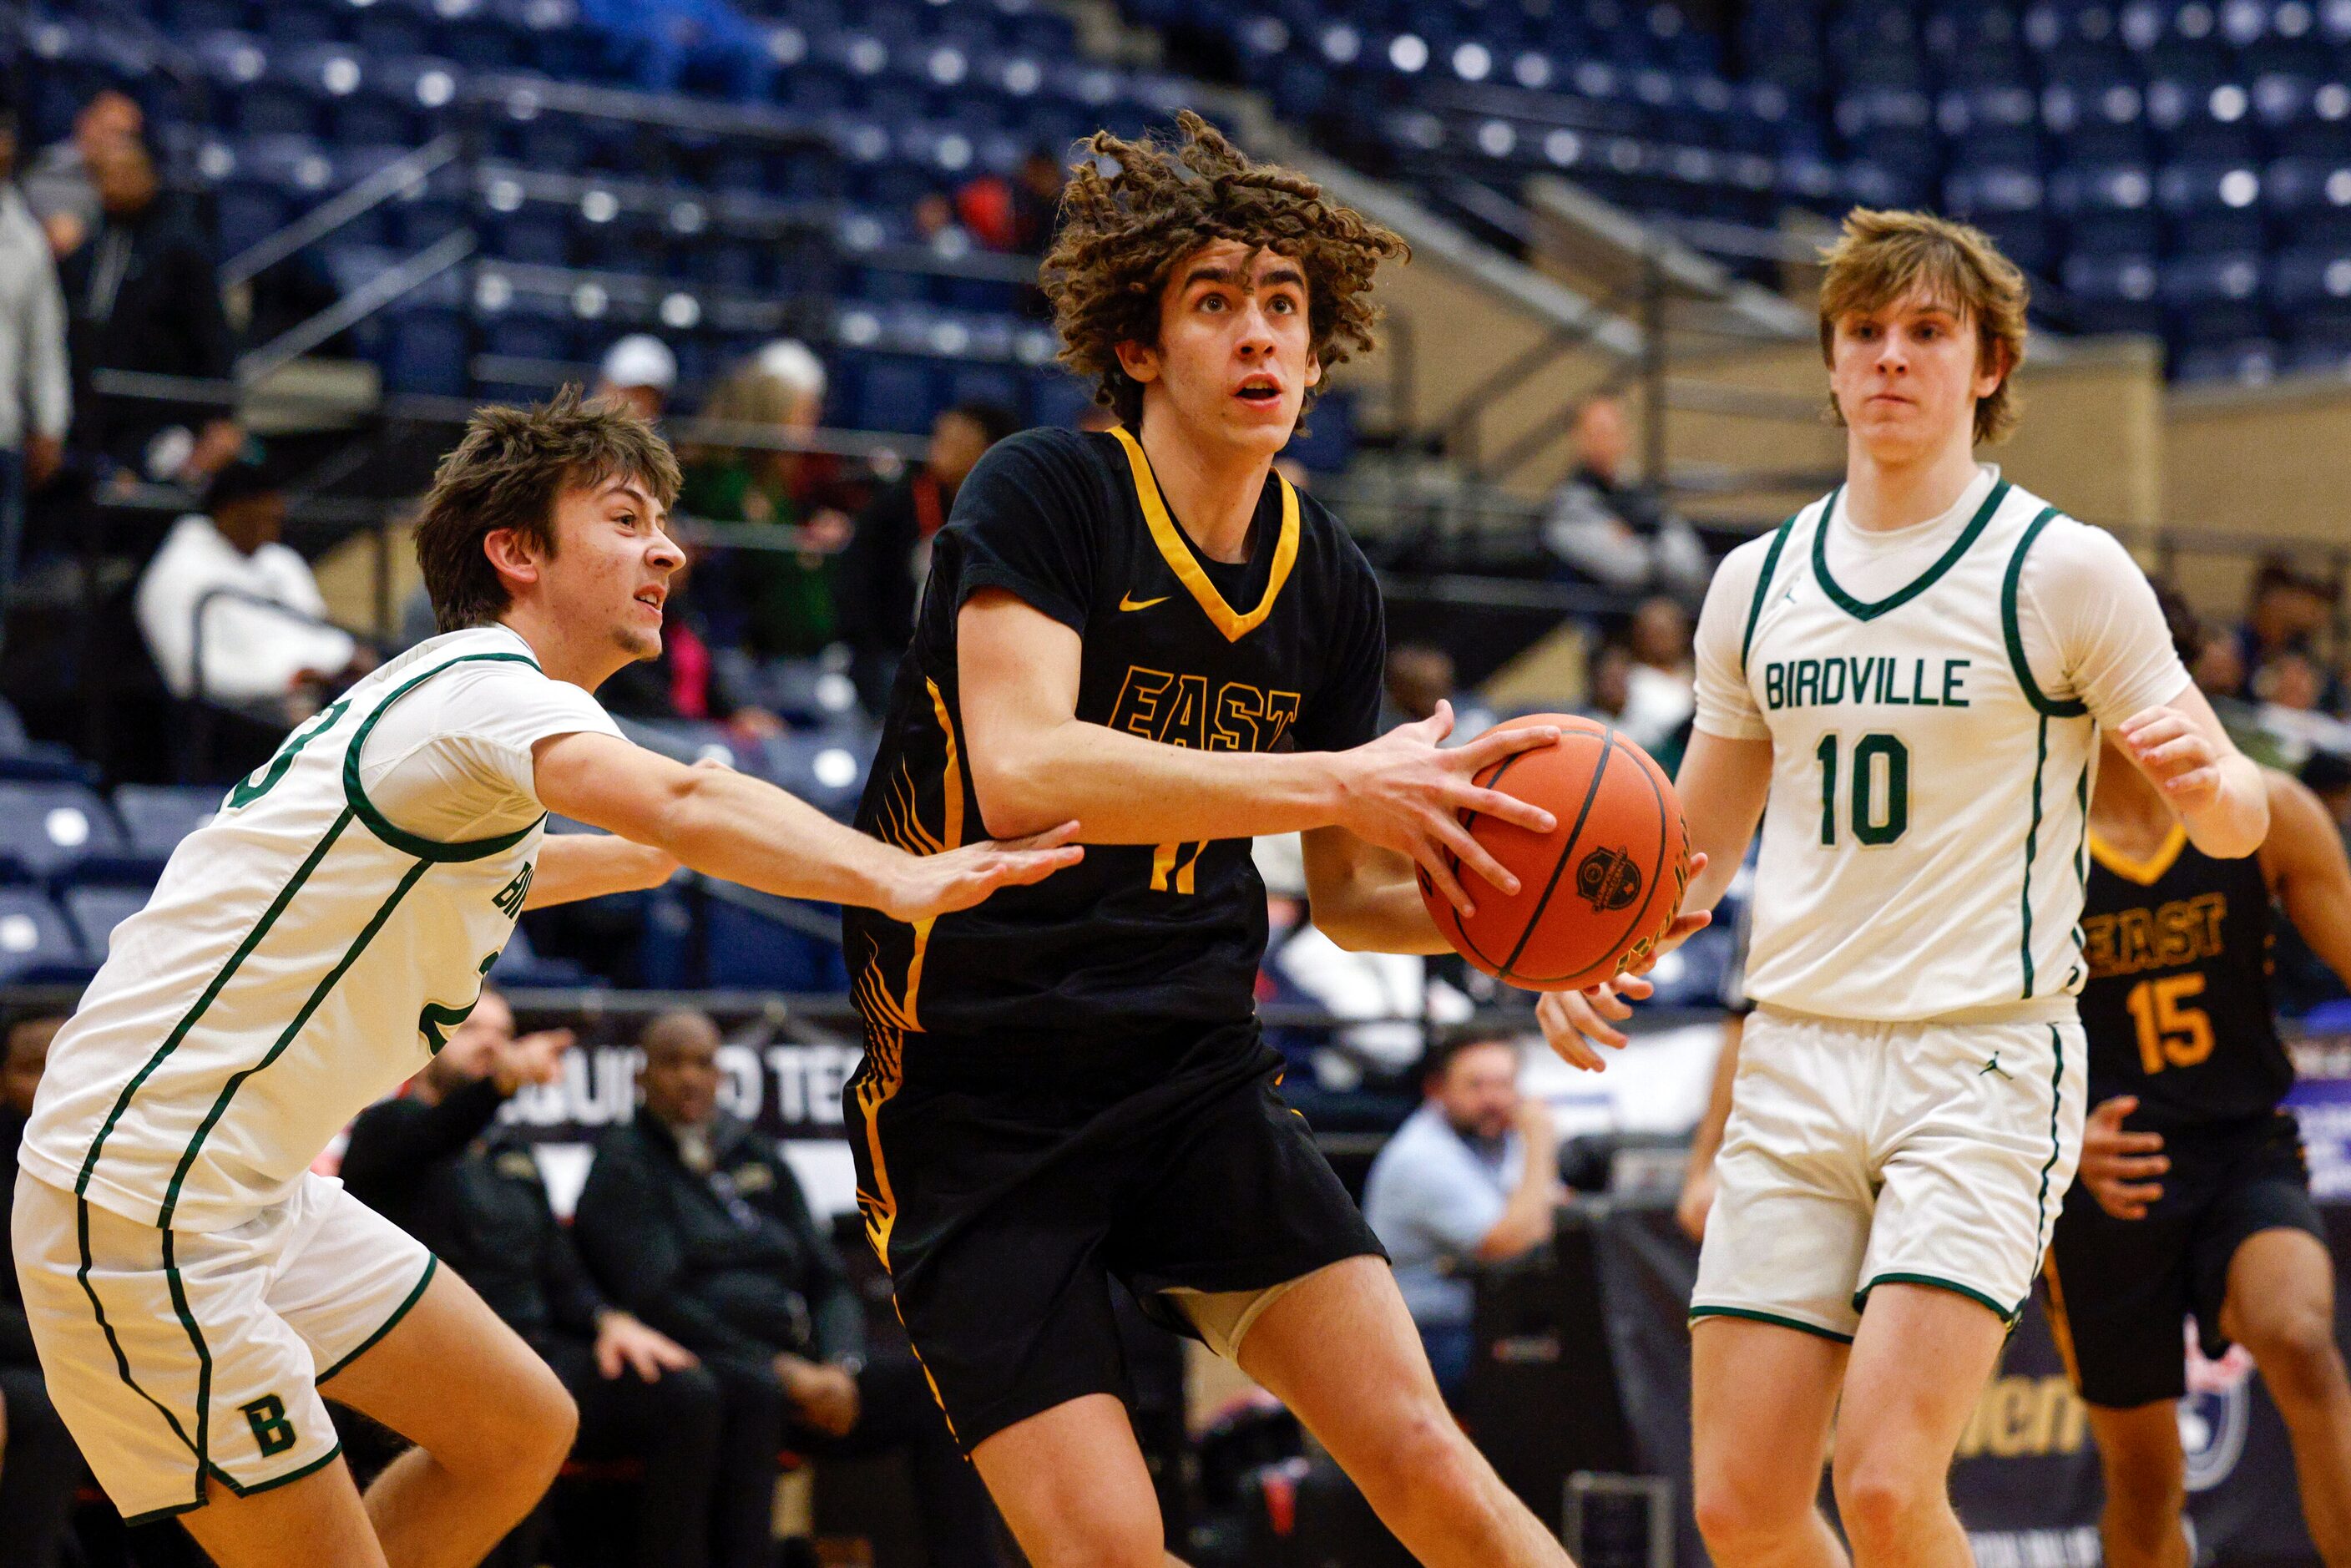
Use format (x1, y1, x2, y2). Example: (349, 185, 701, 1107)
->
(843, 1021, 1385, 1451)
(2046, 1110, 2327, 1409)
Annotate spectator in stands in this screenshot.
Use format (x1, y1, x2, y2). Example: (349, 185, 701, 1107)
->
(0, 1015, 82, 1568)
(912, 189, 973, 256)
(580, 0, 775, 100)
(682, 342, 866, 659)
(134, 458, 372, 723)
(1379, 643, 1495, 740)
(837, 399, 1015, 712)
(1619, 594, 1696, 766)
(0, 107, 71, 614)
(598, 567, 785, 739)
(341, 989, 724, 1568)
(2230, 559, 2343, 710)
(23, 88, 139, 258)
(573, 1009, 1003, 1568)
(1540, 395, 1707, 600)
(1362, 1031, 1561, 1402)
(58, 134, 240, 485)
(1578, 639, 1633, 729)
(594, 335, 678, 424)
(956, 147, 1067, 255)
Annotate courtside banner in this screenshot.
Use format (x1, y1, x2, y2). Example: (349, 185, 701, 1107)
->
(1588, 1202, 2337, 1568)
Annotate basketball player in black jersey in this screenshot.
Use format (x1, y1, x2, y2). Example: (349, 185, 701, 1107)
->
(842, 114, 1702, 1566)
(2046, 595, 2351, 1568)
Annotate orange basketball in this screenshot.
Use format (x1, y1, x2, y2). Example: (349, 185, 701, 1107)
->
(1416, 714, 1691, 993)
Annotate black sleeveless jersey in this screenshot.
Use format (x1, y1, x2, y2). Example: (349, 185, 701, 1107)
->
(2079, 825, 2288, 1125)
(843, 426, 1386, 1044)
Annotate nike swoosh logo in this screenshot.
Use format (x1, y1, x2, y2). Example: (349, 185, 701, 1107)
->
(1119, 593, 1170, 612)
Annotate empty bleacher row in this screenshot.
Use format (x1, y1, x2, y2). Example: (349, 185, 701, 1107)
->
(1121, 0, 2351, 385)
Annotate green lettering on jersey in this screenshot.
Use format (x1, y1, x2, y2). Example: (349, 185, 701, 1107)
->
(225, 700, 353, 810)
(493, 863, 535, 918)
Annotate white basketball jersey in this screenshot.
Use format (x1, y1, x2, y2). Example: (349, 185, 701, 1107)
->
(1734, 478, 2100, 1021)
(21, 629, 586, 1232)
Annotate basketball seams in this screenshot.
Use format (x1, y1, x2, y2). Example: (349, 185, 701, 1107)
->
(1438, 746, 1540, 974)
(1497, 727, 1619, 984)
(1517, 738, 1678, 989)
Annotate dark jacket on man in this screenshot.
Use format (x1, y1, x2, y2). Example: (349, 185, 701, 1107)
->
(571, 1110, 863, 1367)
(341, 1078, 610, 1351)
(57, 193, 235, 471)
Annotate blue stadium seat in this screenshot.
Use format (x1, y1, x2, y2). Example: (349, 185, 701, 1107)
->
(490, 923, 594, 986)
(0, 784, 129, 885)
(112, 785, 221, 863)
(700, 893, 850, 990)
(63, 885, 156, 960)
(0, 892, 90, 984)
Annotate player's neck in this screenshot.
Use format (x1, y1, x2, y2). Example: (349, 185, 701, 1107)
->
(2091, 741, 2175, 847)
(496, 606, 624, 693)
(1133, 409, 1274, 565)
(1841, 428, 1983, 534)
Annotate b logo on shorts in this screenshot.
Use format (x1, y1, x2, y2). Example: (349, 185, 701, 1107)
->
(242, 1395, 296, 1457)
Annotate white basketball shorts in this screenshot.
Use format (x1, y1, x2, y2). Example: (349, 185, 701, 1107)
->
(1691, 1004, 2086, 1342)
(12, 1167, 435, 1525)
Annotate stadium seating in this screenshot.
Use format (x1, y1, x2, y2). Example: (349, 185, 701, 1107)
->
(0, 888, 91, 984)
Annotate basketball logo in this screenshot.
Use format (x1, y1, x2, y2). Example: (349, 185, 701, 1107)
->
(1575, 847, 1642, 913)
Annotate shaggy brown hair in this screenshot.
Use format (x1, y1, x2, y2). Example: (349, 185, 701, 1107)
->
(1041, 111, 1408, 430)
(414, 387, 684, 633)
(1818, 208, 2031, 444)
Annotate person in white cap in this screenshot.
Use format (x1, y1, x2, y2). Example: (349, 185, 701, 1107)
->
(594, 335, 677, 423)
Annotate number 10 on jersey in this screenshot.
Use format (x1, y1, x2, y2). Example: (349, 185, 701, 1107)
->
(1816, 732, 1910, 847)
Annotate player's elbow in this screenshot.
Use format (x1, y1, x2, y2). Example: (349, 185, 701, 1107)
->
(966, 732, 1068, 840)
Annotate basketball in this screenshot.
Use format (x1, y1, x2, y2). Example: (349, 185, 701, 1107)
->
(1417, 715, 1691, 993)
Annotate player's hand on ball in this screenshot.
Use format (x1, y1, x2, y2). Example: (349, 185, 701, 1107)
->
(2080, 1094, 2168, 1220)
(1336, 701, 1560, 916)
(1534, 852, 1711, 1070)
(2118, 706, 2223, 815)
(884, 822, 1085, 922)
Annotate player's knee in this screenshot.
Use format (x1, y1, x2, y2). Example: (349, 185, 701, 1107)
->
(1830, 1456, 1947, 1554)
(1692, 1463, 1812, 1555)
(1349, 1400, 1474, 1510)
(2101, 1461, 2186, 1540)
(486, 1358, 578, 1487)
(1022, 1513, 1165, 1568)
(2246, 1304, 2348, 1403)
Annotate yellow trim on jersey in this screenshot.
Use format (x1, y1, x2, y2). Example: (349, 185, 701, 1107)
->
(850, 1009, 905, 1267)
(2088, 824, 2189, 888)
(1109, 424, 1298, 643)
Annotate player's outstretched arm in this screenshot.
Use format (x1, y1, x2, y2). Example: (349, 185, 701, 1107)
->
(2117, 682, 2268, 859)
(530, 731, 1083, 922)
(523, 832, 679, 910)
(1535, 727, 1768, 1069)
(2261, 768, 2351, 989)
(958, 589, 1560, 913)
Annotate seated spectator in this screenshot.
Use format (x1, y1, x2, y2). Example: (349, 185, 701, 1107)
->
(836, 400, 1015, 713)
(0, 1014, 82, 1568)
(2231, 559, 2343, 709)
(341, 989, 723, 1568)
(134, 458, 372, 722)
(573, 1011, 1002, 1568)
(1378, 642, 1494, 740)
(682, 343, 866, 659)
(911, 190, 973, 257)
(1540, 396, 1707, 600)
(1620, 594, 1696, 765)
(58, 134, 240, 485)
(1362, 1031, 1560, 1402)
(955, 148, 1065, 255)
(23, 88, 139, 258)
(594, 335, 678, 424)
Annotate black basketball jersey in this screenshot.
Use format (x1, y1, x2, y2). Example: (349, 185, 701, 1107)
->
(843, 426, 1386, 1044)
(2080, 824, 2288, 1125)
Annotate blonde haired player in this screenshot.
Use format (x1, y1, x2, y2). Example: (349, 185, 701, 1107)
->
(9, 392, 1079, 1568)
(1541, 210, 2268, 1568)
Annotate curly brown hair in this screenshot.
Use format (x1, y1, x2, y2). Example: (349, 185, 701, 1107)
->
(1040, 111, 1408, 430)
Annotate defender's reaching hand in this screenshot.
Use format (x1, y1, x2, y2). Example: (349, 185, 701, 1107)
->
(882, 822, 1086, 923)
